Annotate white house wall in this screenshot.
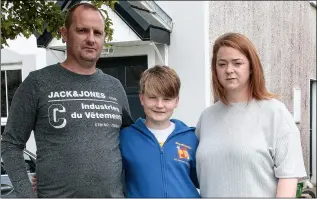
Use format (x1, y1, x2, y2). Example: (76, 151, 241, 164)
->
(4, 35, 48, 73)
(100, 4, 140, 43)
(155, 1, 211, 127)
(102, 44, 155, 69)
(1, 49, 23, 68)
(46, 49, 66, 66)
(5, 35, 38, 55)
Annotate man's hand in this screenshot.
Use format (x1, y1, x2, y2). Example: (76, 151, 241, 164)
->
(31, 175, 37, 192)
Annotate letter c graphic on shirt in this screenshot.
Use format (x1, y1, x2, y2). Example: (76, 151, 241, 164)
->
(48, 104, 67, 128)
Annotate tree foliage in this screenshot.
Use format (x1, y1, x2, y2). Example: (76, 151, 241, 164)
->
(1, 0, 116, 48)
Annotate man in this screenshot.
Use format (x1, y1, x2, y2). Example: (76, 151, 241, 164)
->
(1, 2, 133, 198)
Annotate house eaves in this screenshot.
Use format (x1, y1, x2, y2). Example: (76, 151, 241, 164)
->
(36, 0, 171, 47)
(114, 1, 171, 45)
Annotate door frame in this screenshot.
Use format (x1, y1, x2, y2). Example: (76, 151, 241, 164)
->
(309, 78, 316, 185)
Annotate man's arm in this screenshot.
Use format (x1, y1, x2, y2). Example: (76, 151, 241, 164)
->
(1, 73, 38, 198)
(276, 178, 298, 197)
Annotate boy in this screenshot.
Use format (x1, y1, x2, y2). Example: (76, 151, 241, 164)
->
(32, 65, 200, 197)
(120, 65, 200, 197)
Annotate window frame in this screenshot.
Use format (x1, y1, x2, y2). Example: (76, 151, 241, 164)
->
(1, 66, 22, 127)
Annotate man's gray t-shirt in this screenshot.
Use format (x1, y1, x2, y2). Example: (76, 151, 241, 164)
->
(1, 64, 133, 197)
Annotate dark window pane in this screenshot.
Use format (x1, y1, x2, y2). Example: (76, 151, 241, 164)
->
(1, 125, 5, 135)
(100, 67, 119, 80)
(1, 126, 5, 135)
(1, 163, 7, 175)
(6, 70, 22, 110)
(96, 56, 147, 120)
(96, 55, 147, 87)
(1, 71, 7, 117)
(126, 65, 147, 87)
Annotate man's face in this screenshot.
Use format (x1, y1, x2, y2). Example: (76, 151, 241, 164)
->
(61, 7, 105, 64)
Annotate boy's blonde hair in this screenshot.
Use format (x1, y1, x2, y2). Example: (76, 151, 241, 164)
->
(139, 65, 180, 98)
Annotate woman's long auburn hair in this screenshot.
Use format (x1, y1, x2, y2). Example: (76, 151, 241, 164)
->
(211, 33, 277, 105)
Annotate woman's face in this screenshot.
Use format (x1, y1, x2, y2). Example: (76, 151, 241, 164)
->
(216, 46, 251, 98)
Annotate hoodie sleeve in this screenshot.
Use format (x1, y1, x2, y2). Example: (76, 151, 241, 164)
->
(190, 133, 200, 189)
(190, 164, 200, 189)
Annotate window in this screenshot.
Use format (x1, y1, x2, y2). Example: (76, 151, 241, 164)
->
(126, 65, 146, 87)
(96, 55, 148, 120)
(1, 69, 22, 131)
(97, 55, 148, 88)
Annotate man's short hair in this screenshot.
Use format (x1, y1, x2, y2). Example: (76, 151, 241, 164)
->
(64, 2, 105, 29)
(139, 65, 181, 98)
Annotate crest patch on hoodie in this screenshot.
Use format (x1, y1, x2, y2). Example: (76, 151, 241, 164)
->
(174, 142, 191, 166)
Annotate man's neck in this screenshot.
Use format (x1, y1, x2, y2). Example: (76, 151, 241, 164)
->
(61, 59, 96, 75)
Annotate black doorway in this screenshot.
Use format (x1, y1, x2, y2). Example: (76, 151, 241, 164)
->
(96, 55, 147, 121)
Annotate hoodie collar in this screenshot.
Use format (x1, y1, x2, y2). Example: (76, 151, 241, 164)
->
(131, 117, 195, 136)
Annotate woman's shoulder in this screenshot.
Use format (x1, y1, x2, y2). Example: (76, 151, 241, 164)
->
(197, 101, 225, 123)
(257, 98, 289, 113)
(204, 101, 224, 112)
(257, 98, 295, 126)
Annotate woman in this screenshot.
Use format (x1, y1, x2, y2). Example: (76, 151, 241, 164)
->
(195, 32, 306, 197)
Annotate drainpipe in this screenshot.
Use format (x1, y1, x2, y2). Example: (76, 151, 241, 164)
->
(164, 44, 168, 66)
(150, 42, 168, 66)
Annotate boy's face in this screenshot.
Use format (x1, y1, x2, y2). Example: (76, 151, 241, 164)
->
(139, 92, 179, 125)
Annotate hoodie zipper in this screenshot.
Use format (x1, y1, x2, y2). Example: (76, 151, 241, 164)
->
(159, 130, 192, 197)
(137, 129, 168, 197)
(160, 147, 167, 197)
(132, 120, 194, 197)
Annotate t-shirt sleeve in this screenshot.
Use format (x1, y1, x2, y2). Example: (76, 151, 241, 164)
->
(273, 105, 307, 179)
(1, 72, 38, 198)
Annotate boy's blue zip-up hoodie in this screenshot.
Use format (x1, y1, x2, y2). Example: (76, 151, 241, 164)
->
(120, 118, 200, 198)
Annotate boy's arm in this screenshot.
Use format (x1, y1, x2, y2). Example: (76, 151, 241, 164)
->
(190, 131, 200, 189)
(1, 73, 38, 198)
(190, 166, 200, 189)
